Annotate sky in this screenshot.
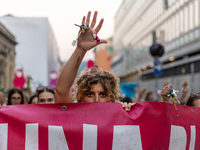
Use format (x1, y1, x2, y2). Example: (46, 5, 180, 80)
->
(0, 0, 122, 62)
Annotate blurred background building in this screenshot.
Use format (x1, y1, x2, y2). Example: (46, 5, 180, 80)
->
(0, 22, 17, 90)
(112, 0, 200, 94)
(0, 15, 60, 87)
(94, 37, 113, 71)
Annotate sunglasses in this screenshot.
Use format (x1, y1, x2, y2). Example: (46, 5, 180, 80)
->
(189, 92, 200, 98)
(37, 85, 55, 91)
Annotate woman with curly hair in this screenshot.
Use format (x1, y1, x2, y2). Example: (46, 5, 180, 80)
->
(55, 11, 134, 111)
(73, 67, 120, 102)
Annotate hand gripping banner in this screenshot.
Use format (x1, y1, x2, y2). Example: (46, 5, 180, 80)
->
(0, 102, 199, 150)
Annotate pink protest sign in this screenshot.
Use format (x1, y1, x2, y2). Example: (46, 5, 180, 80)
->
(0, 102, 199, 149)
(13, 69, 25, 89)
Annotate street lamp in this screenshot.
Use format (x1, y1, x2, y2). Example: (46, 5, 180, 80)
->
(149, 42, 165, 101)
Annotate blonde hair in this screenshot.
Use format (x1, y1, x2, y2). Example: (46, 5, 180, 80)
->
(73, 67, 120, 102)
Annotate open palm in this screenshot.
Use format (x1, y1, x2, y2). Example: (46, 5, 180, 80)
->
(77, 11, 107, 51)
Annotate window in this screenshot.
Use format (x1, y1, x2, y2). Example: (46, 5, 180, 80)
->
(163, 0, 169, 10)
(152, 31, 157, 44)
(194, 0, 200, 27)
(169, 18, 172, 42)
(176, 13, 180, 38)
(189, 2, 194, 30)
(171, 16, 175, 40)
(180, 10, 184, 34)
(184, 6, 189, 33)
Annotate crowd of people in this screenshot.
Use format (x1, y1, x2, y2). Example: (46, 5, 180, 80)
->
(0, 11, 199, 111)
(0, 84, 56, 106)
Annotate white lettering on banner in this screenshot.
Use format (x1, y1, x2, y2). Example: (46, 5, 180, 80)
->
(83, 124, 97, 150)
(112, 125, 143, 150)
(169, 125, 187, 150)
(48, 126, 69, 150)
(0, 123, 197, 149)
(0, 124, 8, 150)
(189, 126, 196, 150)
(25, 123, 38, 150)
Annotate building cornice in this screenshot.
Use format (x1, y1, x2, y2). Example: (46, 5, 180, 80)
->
(0, 22, 17, 45)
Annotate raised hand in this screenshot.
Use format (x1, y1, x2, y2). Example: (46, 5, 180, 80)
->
(77, 11, 107, 51)
(55, 11, 107, 104)
(120, 102, 136, 111)
(180, 80, 189, 103)
(182, 80, 189, 93)
(161, 84, 173, 103)
(163, 80, 169, 86)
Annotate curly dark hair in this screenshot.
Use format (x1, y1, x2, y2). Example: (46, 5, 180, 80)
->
(73, 67, 120, 102)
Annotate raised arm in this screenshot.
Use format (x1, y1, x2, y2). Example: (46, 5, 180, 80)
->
(179, 80, 189, 103)
(55, 11, 107, 103)
(161, 84, 173, 103)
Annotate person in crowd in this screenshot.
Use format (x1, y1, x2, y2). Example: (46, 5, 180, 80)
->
(161, 80, 189, 104)
(23, 90, 30, 104)
(0, 90, 7, 106)
(22, 76, 33, 104)
(25, 76, 33, 96)
(133, 88, 147, 102)
(179, 81, 189, 104)
(28, 94, 38, 104)
(37, 85, 55, 104)
(145, 91, 154, 102)
(121, 96, 133, 104)
(161, 84, 172, 103)
(162, 85, 200, 107)
(7, 88, 24, 105)
(185, 92, 200, 107)
(55, 11, 134, 111)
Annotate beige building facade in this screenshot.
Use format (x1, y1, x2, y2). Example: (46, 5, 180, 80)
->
(113, 0, 200, 94)
(94, 37, 113, 71)
(113, 0, 200, 75)
(0, 22, 17, 90)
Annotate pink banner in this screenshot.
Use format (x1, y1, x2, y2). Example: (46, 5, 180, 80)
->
(0, 102, 199, 150)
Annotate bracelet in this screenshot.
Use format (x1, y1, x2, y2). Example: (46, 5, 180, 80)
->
(181, 94, 186, 97)
(27, 85, 31, 89)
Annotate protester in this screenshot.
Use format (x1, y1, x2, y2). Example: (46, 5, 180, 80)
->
(133, 88, 162, 102)
(55, 11, 135, 111)
(186, 92, 200, 107)
(145, 91, 153, 101)
(133, 88, 147, 102)
(21, 76, 33, 104)
(179, 81, 189, 104)
(37, 85, 55, 104)
(7, 88, 24, 105)
(23, 90, 30, 104)
(0, 90, 7, 106)
(25, 76, 33, 96)
(28, 94, 38, 104)
(121, 96, 132, 103)
(161, 80, 189, 104)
